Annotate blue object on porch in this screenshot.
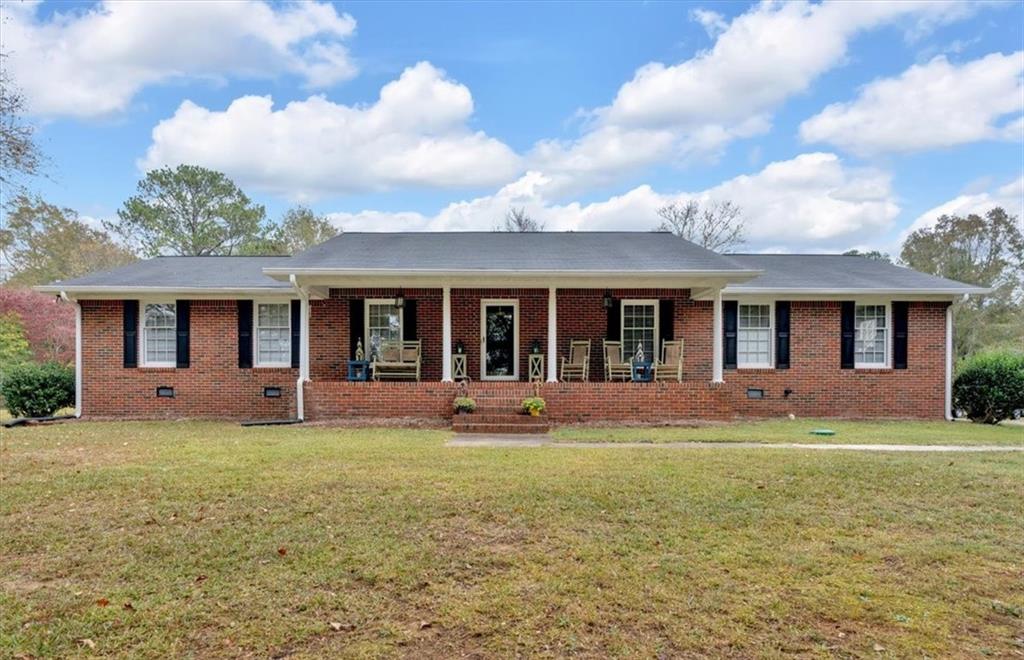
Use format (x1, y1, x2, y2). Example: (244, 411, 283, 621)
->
(631, 360, 654, 382)
(347, 360, 370, 382)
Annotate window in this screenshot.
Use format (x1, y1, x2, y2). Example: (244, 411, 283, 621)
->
(255, 303, 291, 366)
(737, 303, 772, 368)
(621, 300, 658, 361)
(142, 303, 176, 367)
(365, 299, 403, 360)
(855, 303, 889, 367)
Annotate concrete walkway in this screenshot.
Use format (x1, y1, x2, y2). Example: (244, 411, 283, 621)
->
(447, 434, 1024, 452)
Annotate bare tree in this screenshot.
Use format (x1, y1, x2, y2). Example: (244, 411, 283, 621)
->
(496, 206, 544, 232)
(0, 50, 44, 190)
(655, 200, 745, 251)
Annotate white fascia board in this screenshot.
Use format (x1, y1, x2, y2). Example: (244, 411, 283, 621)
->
(693, 287, 990, 301)
(262, 267, 763, 279)
(34, 285, 297, 299)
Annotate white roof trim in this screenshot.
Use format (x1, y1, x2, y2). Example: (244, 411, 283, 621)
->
(721, 286, 990, 295)
(263, 267, 762, 279)
(35, 285, 292, 295)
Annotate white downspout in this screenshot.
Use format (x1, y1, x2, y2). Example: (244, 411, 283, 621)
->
(59, 291, 82, 418)
(712, 288, 724, 383)
(290, 275, 310, 421)
(945, 303, 954, 421)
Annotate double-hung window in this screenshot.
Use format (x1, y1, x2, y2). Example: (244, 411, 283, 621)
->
(854, 303, 889, 367)
(142, 303, 176, 367)
(737, 303, 772, 368)
(621, 300, 658, 361)
(365, 299, 403, 360)
(255, 303, 291, 367)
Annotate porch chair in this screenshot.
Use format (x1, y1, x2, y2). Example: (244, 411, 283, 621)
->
(603, 340, 632, 381)
(560, 339, 591, 381)
(371, 340, 422, 381)
(654, 339, 684, 382)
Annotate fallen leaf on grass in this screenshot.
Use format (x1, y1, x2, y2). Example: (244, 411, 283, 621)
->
(873, 643, 886, 652)
(78, 638, 96, 649)
(195, 575, 208, 583)
(329, 622, 355, 632)
(95, 598, 109, 607)
(419, 620, 433, 630)
(277, 547, 287, 556)
(123, 602, 135, 611)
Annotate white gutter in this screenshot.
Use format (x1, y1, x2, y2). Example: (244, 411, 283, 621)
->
(35, 285, 293, 295)
(59, 291, 82, 418)
(289, 274, 310, 422)
(720, 287, 991, 295)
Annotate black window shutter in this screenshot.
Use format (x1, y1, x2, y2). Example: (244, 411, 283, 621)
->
(606, 299, 621, 340)
(238, 300, 253, 369)
(723, 300, 738, 370)
(403, 299, 417, 340)
(123, 300, 138, 368)
(349, 298, 364, 359)
(892, 301, 908, 370)
(659, 299, 674, 342)
(775, 301, 790, 369)
(290, 300, 301, 369)
(175, 300, 190, 368)
(840, 301, 855, 369)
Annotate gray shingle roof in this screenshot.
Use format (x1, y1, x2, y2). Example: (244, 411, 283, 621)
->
(724, 254, 987, 293)
(272, 232, 753, 273)
(37, 256, 292, 292)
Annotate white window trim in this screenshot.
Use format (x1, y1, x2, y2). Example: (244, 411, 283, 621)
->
(854, 302, 891, 369)
(480, 299, 520, 381)
(140, 300, 177, 368)
(736, 301, 774, 369)
(364, 298, 404, 358)
(254, 300, 292, 368)
(620, 299, 659, 361)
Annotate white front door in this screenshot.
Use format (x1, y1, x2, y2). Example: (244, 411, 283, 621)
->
(480, 300, 519, 380)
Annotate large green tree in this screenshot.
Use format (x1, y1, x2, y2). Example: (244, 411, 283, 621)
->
(241, 206, 338, 255)
(0, 195, 136, 285)
(900, 207, 1024, 358)
(106, 165, 268, 256)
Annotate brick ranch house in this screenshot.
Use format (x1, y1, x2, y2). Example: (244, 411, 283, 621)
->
(38, 232, 986, 429)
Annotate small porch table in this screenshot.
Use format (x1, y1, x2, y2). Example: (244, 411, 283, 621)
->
(631, 360, 654, 383)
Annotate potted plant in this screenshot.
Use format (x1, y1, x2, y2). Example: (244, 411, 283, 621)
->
(453, 397, 476, 415)
(521, 396, 546, 417)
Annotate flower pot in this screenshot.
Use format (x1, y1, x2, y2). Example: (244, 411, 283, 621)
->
(529, 409, 541, 417)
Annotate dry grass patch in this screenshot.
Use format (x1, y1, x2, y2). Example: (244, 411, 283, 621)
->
(1, 421, 1022, 657)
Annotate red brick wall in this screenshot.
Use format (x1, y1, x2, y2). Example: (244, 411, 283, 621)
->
(80, 300, 297, 420)
(722, 301, 949, 419)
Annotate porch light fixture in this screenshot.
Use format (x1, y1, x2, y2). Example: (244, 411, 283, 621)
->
(394, 291, 405, 309)
(531, 339, 541, 354)
(603, 290, 614, 309)
(455, 340, 465, 354)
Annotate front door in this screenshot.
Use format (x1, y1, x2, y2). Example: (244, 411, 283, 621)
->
(481, 300, 518, 380)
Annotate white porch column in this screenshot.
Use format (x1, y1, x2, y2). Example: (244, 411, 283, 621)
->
(442, 286, 453, 382)
(945, 303, 953, 420)
(547, 287, 558, 382)
(712, 288, 724, 383)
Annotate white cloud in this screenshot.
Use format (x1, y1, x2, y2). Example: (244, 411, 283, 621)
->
(328, 152, 900, 251)
(800, 52, 1024, 155)
(529, 0, 979, 193)
(1, 0, 358, 117)
(139, 62, 522, 197)
(903, 176, 1024, 240)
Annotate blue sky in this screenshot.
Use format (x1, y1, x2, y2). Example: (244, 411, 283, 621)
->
(6, 0, 1023, 254)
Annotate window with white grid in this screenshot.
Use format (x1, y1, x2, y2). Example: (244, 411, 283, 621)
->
(621, 300, 658, 361)
(365, 300, 402, 360)
(855, 304, 888, 367)
(256, 303, 291, 366)
(142, 303, 176, 367)
(738, 303, 772, 368)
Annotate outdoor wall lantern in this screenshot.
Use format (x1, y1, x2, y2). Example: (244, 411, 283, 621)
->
(531, 339, 542, 354)
(603, 290, 614, 309)
(455, 340, 465, 354)
(394, 290, 405, 309)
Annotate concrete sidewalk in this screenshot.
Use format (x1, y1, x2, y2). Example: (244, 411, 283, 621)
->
(447, 434, 1024, 452)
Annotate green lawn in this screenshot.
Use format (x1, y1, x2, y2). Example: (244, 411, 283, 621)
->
(553, 418, 1024, 445)
(2, 422, 1022, 657)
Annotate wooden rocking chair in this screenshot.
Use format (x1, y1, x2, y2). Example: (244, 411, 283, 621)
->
(560, 340, 591, 381)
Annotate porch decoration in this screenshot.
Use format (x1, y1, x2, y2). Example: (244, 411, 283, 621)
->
(528, 353, 545, 382)
(347, 359, 370, 381)
(453, 396, 476, 414)
(455, 340, 464, 354)
(371, 339, 422, 381)
(531, 339, 541, 354)
(630, 341, 654, 382)
(521, 396, 546, 417)
(355, 338, 365, 361)
(452, 353, 468, 381)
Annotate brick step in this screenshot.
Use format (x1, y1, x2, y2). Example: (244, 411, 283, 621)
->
(453, 413, 547, 425)
(452, 422, 551, 434)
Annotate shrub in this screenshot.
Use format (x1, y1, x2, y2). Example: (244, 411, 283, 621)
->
(953, 350, 1024, 424)
(1, 361, 75, 418)
(453, 396, 476, 413)
(521, 397, 546, 416)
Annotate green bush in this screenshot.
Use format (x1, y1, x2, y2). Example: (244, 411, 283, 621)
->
(521, 397, 546, 416)
(1, 361, 75, 418)
(453, 396, 476, 413)
(953, 350, 1024, 424)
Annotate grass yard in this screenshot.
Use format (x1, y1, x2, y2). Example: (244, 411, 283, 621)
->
(553, 418, 1024, 446)
(1, 422, 1022, 658)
